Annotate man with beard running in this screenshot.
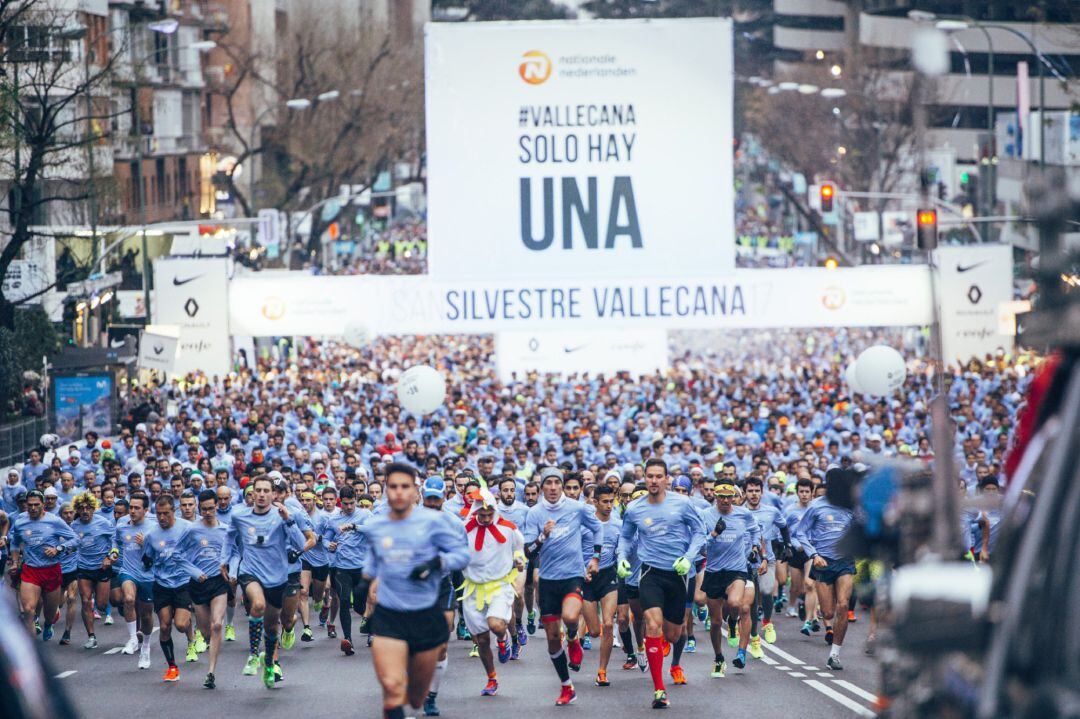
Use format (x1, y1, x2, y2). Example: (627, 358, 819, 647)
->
(617, 460, 707, 709)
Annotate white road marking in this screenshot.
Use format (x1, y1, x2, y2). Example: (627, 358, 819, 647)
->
(774, 665, 790, 671)
(55, 671, 77, 679)
(759, 654, 778, 665)
(804, 665, 819, 670)
(761, 643, 805, 665)
(804, 680, 876, 718)
(104, 647, 122, 655)
(833, 679, 878, 703)
(817, 672, 834, 678)
(789, 672, 807, 677)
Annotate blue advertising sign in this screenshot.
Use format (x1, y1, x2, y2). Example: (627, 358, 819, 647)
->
(53, 374, 113, 443)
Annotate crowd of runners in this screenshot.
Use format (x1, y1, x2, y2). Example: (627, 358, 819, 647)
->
(0, 329, 1027, 716)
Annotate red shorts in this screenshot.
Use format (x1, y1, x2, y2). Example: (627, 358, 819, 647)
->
(21, 564, 62, 593)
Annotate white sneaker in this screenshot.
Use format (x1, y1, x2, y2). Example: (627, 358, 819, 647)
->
(786, 607, 799, 618)
(123, 635, 140, 655)
(104, 614, 114, 626)
(138, 649, 152, 669)
(84, 636, 98, 649)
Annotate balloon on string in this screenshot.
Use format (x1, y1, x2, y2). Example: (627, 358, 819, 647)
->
(854, 345, 906, 396)
(342, 321, 372, 349)
(396, 365, 446, 415)
(844, 361, 863, 394)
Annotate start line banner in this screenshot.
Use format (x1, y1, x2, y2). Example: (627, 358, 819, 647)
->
(228, 266, 933, 336)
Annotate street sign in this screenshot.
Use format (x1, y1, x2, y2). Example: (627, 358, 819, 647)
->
(853, 212, 880, 242)
(882, 210, 915, 246)
(257, 208, 280, 247)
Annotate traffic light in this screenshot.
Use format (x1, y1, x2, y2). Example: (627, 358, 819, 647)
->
(819, 183, 835, 213)
(916, 208, 938, 250)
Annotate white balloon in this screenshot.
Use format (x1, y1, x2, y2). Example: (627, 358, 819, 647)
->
(854, 345, 907, 396)
(844, 361, 863, 394)
(342, 321, 372, 349)
(396, 365, 446, 415)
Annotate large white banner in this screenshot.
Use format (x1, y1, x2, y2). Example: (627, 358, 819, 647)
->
(228, 266, 933, 336)
(496, 329, 668, 382)
(425, 19, 735, 280)
(153, 258, 231, 377)
(935, 244, 1013, 364)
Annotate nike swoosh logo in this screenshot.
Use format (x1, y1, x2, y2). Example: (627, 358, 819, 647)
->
(172, 275, 202, 286)
(956, 262, 987, 273)
(563, 345, 587, 354)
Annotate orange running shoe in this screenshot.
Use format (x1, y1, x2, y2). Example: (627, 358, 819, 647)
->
(595, 669, 610, 686)
(670, 665, 687, 685)
(622, 656, 637, 670)
(163, 665, 179, 682)
(556, 684, 577, 706)
(848, 610, 857, 622)
(663, 639, 671, 657)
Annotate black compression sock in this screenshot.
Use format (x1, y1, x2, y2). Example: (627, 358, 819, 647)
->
(620, 628, 635, 656)
(160, 638, 175, 666)
(672, 635, 686, 666)
(550, 648, 571, 683)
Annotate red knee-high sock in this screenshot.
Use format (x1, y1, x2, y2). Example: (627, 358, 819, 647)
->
(644, 635, 666, 691)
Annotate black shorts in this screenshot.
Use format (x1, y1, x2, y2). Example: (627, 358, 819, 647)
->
(771, 540, 787, 562)
(436, 576, 455, 612)
(790, 548, 811, 569)
(638, 564, 688, 625)
(153, 583, 193, 613)
(538, 576, 584, 620)
(617, 580, 638, 604)
(582, 564, 619, 603)
(78, 566, 112, 584)
(369, 604, 448, 654)
(809, 557, 855, 585)
(238, 574, 287, 609)
(286, 570, 301, 598)
(189, 575, 230, 606)
(61, 571, 79, 589)
(301, 560, 330, 583)
(685, 573, 698, 606)
(701, 570, 749, 600)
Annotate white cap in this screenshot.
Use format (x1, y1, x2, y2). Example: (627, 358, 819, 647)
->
(69, 449, 81, 459)
(43, 486, 58, 497)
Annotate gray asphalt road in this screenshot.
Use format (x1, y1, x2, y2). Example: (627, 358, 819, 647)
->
(42, 605, 880, 717)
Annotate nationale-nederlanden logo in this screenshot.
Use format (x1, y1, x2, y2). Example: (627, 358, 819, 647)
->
(519, 50, 552, 85)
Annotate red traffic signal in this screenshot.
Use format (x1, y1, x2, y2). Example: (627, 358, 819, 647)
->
(916, 208, 938, 250)
(820, 183, 835, 213)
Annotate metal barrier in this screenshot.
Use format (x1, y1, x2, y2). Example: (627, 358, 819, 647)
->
(0, 416, 48, 468)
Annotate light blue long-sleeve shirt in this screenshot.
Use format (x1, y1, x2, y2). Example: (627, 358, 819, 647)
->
(220, 506, 309, 587)
(357, 506, 468, 611)
(184, 520, 231, 576)
(73, 513, 117, 570)
(115, 516, 158, 582)
(795, 499, 853, 561)
(323, 508, 370, 569)
(523, 498, 603, 580)
(702, 505, 760, 572)
(142, 519, 204, 588)
(11, 513, 78, 568)
(617, 492, 707, 569)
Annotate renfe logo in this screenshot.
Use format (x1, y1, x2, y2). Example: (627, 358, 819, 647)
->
(519, 50, 552, 85)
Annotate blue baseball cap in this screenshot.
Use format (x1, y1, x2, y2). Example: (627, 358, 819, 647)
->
(422, 476, 445, 499)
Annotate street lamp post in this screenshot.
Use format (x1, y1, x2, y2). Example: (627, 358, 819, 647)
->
(929, 16, 1046, 165)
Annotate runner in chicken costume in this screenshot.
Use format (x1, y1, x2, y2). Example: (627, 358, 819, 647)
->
(460, 487, 525, 698)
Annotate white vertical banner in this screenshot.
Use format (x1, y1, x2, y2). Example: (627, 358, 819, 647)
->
(495, 328, 668, 382)
(152, 258, 231, 377)
(935, 244, 1013, 365)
